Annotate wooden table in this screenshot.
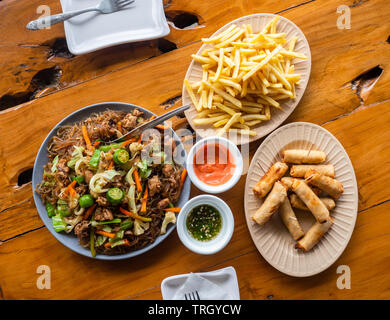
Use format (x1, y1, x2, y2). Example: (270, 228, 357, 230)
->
(1, 0, 389, 300)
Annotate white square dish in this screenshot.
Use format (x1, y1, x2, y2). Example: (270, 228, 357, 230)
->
(60, 0, 170, 55)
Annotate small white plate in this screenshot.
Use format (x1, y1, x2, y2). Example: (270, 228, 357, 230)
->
(161, 266, 240, 300)
(182, 13, 311, 145)
(244, 122, 358, 277)
(60, 0, 170, 55)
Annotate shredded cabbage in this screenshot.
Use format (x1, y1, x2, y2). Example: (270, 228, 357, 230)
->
(127, 185, 137, 213)
(160, 212, 176, 234)
(67, 146, 85, 169)
(64, 215, 83, 233)
(89, 169, 122, 194)
(125, 167, 136, 185)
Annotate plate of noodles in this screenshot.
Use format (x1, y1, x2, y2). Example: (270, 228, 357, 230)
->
(182, 14, 311, 145)
(32, 102, 190, 260)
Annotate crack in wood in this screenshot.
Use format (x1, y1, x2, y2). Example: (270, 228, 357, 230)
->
(0, 284, 4, 300)
(350, 65, 383, 103)
(165, 10, 204, 30)
(160, 94, 182, 109)
(275, 0, 316, 14)
(17, 168, 33, 187)
(349, 0, 369, 7)
(0, 66, 62, 111)
(157, 38, 178, 54)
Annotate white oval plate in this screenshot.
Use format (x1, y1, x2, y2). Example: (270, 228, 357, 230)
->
(182, 13, 311, 145)
(244, 122, 358, 277)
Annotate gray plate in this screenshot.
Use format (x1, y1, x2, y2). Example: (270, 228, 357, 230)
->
(32, 102, 191, 260)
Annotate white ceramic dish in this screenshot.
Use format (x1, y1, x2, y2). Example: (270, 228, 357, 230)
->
(186, 136, 243, 194)
(182, 13, 311, 145)
(60, 0, 170, 55)
(244, 122, 358, 277)
(161, 266, 240, 300)
(177, 195, 234, 255)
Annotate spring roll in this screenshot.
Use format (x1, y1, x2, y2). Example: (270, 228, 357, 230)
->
(289, 194, 336, 211)
(253, 162, 289, 198)
(281, 177, 295, 189)
(282, 149, 326, 164)
(290, 164, 335, 178)
(280, 198, 305, 240)
(281, 177, 321, 195)
(291, 179, 330, 223)
(252, 181, 288, 226)
(296, 217, 334, 252)
(305, 169, 344, 199)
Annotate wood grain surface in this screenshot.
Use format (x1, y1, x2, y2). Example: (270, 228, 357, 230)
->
(0, 0, 389, 300)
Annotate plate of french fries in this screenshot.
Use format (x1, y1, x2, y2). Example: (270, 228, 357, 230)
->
(182, 14, 311, 144)
(244, 122, 358, 277)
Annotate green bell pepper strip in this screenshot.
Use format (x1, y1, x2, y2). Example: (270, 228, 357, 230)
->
(89, 149, 101, 168)
(120, 219, 133, 231)
(72, 176, 85, 184)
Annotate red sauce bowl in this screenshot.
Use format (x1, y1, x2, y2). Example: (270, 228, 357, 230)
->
(186, 137, 243, 194)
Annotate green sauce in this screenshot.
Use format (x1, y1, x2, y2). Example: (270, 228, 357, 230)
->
(186, 204, 222, 241)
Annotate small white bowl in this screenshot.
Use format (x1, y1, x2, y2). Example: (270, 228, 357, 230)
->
(176, 195, 234, 255)
(186, 136, 243, 194)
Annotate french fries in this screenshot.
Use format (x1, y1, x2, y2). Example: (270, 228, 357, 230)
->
(184, 16, 306, 136)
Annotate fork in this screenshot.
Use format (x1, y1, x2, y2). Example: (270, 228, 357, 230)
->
(26, 0, 135, 30)
(184, 291, 200, 300)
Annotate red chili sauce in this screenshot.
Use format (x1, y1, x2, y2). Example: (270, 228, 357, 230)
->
(193, 143, 236, 186)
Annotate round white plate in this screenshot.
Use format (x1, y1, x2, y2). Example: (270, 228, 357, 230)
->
(244, 122, 358, 277)
(182, 13, 311, 145)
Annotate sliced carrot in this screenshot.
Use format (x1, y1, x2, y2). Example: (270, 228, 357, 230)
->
(140, 186, 148, 213)
(93, 140, 101, 148)
(133, 169, 142, 193)
(96, 230, 116, 238)
(137, 134, 142, 144)
(82, 125, 92, 150)
(107, 160, 114, 170)
(163, 207, 181, 213)
(117, 121, 122, 133)
(180, 168, 187, 190)
(119, 207, 152, 222)
(83, 204, 97, 220)
(121, 137, 137, 147)
(62, 180, 77, 199)
(104, 239, 130, 248)
(155, 124, 168, 130)
(149, 115, 156, 121)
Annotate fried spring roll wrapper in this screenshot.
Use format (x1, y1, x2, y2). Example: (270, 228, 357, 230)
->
(281, 178, 322, 195)
(252, 181, 288, 226)
(296, 217, 334, 252)
(289, 194, 336, 212)
(282, 149, 326, 164)
(253, 162, 289, 198)
(305, 169, 344, 199)
(280, 198, 305, 240)
(291, 179, 330, 223)
(281, 177, 295, 189)
(290, 164, 335, 178)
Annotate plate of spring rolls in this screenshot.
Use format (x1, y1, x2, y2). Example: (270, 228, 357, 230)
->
(244, 122, 358, 277)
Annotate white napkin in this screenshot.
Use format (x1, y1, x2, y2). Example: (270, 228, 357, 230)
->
(171, 272, 234, 300)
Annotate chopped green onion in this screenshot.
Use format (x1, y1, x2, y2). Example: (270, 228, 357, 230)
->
(90, 228, 96, 258)
(120, 219, 133, 231)
(91, 218, 121, 227)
